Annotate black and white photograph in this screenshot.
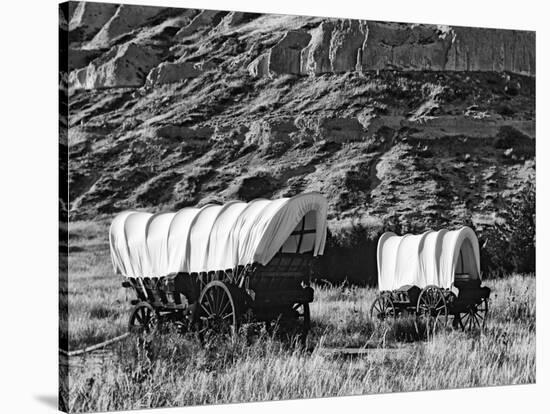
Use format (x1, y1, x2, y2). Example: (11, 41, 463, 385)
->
(57, 1, 537, 412)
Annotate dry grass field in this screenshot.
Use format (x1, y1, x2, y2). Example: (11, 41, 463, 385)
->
(63, 221, 535, 413)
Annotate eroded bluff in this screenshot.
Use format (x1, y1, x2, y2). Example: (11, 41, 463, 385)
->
(61, 3, 535, 234)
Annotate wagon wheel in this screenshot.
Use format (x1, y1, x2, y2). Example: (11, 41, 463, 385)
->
(453, 298, 488, 332)
(128, 302, 159, 334)
(370, 294, 396, 321)
(194, 281, 239, 342)
(416, 286, 448, 336)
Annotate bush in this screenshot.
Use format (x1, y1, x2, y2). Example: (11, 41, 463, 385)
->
(480, 180, 535, 276)
(318, 218, 382, 286)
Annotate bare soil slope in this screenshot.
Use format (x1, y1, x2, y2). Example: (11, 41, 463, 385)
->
(61, 3, 535, 233)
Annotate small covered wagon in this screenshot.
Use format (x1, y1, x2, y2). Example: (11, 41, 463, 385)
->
(109, 193, 328, 340)
(371, 227, 491, 332)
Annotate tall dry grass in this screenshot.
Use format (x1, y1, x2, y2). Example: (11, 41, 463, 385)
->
(65, 221, 535, 413)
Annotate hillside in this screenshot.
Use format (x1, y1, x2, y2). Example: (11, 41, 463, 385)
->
(60, 2, 535, 239)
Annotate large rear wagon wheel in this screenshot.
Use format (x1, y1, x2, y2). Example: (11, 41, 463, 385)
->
(370, 294, 396, 321)
(128, 302, 159, 334)
(454, 298, 488, 332)
(416, 286, 448, 336)
(194, 281, 239, 342)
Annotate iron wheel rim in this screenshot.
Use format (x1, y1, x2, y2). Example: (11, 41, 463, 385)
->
(370, 295, 396, 321)
(196, 282, 238, 340)
(129, 303, 158, 334)
(457, 298, 488, 331)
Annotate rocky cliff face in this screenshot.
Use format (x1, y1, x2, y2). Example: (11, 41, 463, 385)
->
(61, 2, 535, 234)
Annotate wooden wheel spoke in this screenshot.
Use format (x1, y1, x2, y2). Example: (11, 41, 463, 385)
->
(222, 312, 235, 320)
(204, 290, 215, 314)
(140, 309, 148, 323)
(195, 282, 238, 341)
(417, 287, 448, 334)
(216, 289, 225, 315)
(212, 288, 221, 313)
(208, 288, 217, 314)
(473, 310, 483, 324)
(214, 287, 223, 314)
(139, 308, 146, 322)
(372, 296, 395, 320)
(219, 297, 231, 316)
(476, 310, 485, 321)
(129, 303, 158, 334)
(200, 303, 214, 318)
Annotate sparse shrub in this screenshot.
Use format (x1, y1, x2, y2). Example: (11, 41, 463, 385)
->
(319, 218, 382, 286)
(480, 180, 535, 276)
(496, 104, 516, 117)
(383, 211, 434, 235)
(236, 171, 278, 200)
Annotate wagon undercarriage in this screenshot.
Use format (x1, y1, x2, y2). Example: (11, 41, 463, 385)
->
(370, 280, 491, 333)
(122, 253, 315, 342)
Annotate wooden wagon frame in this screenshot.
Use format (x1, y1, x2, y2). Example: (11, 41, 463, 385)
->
(371, 227, 491, 333)
(111, 194, 328, 341)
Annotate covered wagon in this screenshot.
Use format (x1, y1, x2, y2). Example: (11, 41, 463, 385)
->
(109, 193, 328, 340)
(372, 227, 491, 332)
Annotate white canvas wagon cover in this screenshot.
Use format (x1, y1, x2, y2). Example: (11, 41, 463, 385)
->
(109, 193, 328, 278)
(377, 227, 481, 291)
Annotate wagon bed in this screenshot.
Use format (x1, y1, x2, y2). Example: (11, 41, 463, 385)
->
(110, 193, 328, 341)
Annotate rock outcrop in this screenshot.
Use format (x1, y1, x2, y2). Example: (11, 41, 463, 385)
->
(301, 20, 367, 74)
(300, 22, 333, 74)
(69, 43, 159, 90)
(245, 119, 298, 147)
(146, 61, 203, 85)
(153, 125, 213, 146)
(86, 5, 166, 49)
(269, 31, 312, 75)
(330, 20, 368, 73)
(247, 54, 270, 77)
(361, 23, 453, 71)
(445, 27, 536, 75)
(250, 21, 535, 77)
(318, 117, 367, 142)
(176, 10, 228, 38)
(68, 48, 103, 71)
(213, 11, 259, 32)
(68, 2, 118, 43)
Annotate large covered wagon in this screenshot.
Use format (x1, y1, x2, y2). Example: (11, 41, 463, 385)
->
(109, 193, 328, 340)
(371, 227, 491, 332)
